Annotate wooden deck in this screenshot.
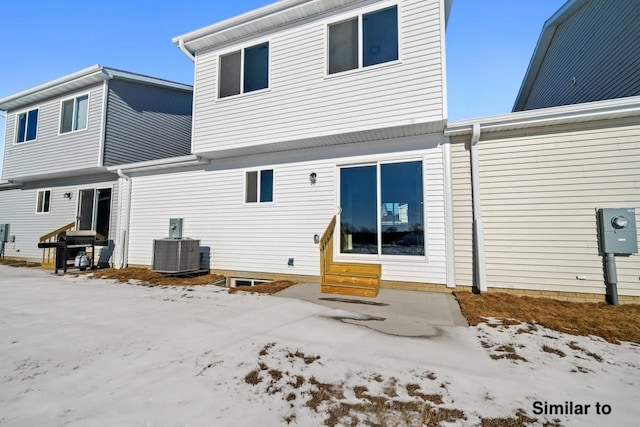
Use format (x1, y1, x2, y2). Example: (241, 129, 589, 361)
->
(319, 216, 381, 297)
(39, 221, 76, 269)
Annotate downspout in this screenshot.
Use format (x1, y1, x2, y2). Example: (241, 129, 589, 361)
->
(470, 123, 487, 293)
(116, 169, 132, 269)
(178, 40, 195, 62)
(442, 138, 456, 288)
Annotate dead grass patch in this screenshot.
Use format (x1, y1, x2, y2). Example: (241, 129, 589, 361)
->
(567, 341, 603, 362)
(92, 267, 224, 287)
(541, 345, 566, 358)
(228, 280, 297, 295)
(454, 291, 640, 344)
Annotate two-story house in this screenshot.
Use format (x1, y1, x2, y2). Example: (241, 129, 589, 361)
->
(115, 0, 456, 294)
(0, 65, 193, 266)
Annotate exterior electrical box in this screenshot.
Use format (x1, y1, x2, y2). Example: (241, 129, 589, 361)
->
(597, 208, 638, 255)
(169, 218, 183, 239)
(0, 224, 9, 243)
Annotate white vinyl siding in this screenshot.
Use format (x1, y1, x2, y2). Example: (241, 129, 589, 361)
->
(127, 137, 447, 286)
(192, 0, 445, 155)
(0, 175, 119, 262)
(451, 120, 640, 297)
(2, 84, 104, 180)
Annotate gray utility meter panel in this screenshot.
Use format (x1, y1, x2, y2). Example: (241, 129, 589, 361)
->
(169, 218, 183, 239)
(0, 224, 9, 243)
(597, 208, 638, 255)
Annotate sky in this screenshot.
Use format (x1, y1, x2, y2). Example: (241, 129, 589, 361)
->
(0, 0, 567, 175)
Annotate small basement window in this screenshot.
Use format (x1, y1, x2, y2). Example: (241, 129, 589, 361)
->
(230, 278, 272, 288)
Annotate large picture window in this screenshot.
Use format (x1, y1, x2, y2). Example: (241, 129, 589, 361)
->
(60, 95, 89, 133)
(340, 160, 424, 256)
(219, 42, 269, 98)
(328, 5, 399, 75)
(16, 108, 39, 143)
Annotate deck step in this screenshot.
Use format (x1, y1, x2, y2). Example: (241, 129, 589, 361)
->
(324, 273, 379, 287)
(321, 283, 379, 298)
(41, 263, 56, 270)
(328, 262, 381, 276)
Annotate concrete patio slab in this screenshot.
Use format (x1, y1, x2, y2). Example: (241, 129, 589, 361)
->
(275, 283, 468, 337)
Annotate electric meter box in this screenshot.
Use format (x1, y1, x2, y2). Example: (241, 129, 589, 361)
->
(597, 208, 638, 255)
(0, 224, 9, 243)
(169, 218, 183, 239)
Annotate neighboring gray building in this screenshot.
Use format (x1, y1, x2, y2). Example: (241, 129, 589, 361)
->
(513, 0, 640, 111)
(0, 65, 192, 265)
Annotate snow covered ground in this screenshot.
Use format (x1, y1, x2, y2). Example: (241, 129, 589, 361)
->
(0, 265, 638, 426)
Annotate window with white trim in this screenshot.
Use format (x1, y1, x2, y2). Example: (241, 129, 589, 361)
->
(219, 42, 269, 98)
(339, 160, 424, 256)
(60, 94, 89, 133)
(245, 169, 274, 203)
(36, 190, 51, 213)
(328, 5, 399, 75)
(16, 108, 39, 143)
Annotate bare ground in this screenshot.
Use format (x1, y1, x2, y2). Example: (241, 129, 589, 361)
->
(454, 291, 640, 344)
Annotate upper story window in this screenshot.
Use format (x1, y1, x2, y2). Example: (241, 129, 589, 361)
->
(16, 108, 39, 143)
(328, 5, 399, 75)
(219, 42, 269, 98)
(36, 190, 51, 214)
(245, 169, 274, 203)
(60, 94, 89, 133)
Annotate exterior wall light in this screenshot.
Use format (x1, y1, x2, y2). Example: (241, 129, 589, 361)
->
(309, 172, 317, 185)
(63, 192, 72, 199)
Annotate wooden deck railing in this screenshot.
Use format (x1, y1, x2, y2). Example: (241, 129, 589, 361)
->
(319, 216, 381, 298)
(39, 221, 75, 268)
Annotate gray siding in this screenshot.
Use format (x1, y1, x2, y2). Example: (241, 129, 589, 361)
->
(0, 174, 119, 262)
(451, 119, 640, 297)
(2, 84, 105, 180)
(103, 80, 193, 166)
(521, 0, 640, 110)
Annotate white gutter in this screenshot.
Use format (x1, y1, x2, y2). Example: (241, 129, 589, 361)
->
(177, 40, 195, 62)
(115, 169, 131, 269)
(442, 139, 456, 288)
(106, 155, 209, 174)
(470, 124, 487, 292)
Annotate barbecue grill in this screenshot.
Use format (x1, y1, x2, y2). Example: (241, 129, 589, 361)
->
(37, 230, 108, 273)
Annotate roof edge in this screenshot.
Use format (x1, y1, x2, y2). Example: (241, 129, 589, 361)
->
(0, 65, 107, 110)
(447, 95, 640, 136)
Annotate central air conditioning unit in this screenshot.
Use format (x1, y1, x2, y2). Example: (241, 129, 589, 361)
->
(152, 238, 200, 273)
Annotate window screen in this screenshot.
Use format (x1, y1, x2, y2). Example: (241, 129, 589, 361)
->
(328, 18, 358, 74)
(219, 51, 242, 98)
